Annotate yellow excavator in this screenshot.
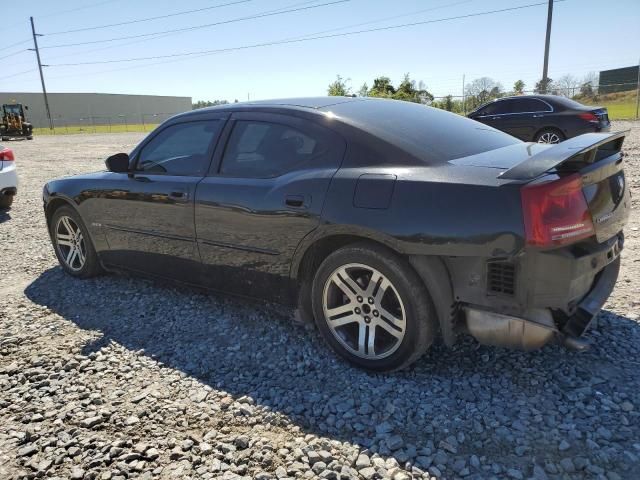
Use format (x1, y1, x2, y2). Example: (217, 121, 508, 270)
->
(1, 103, 34, 140)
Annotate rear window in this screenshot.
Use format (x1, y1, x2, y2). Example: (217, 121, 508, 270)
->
(326, 99, 520, 163)
(547, 96, 585, 109)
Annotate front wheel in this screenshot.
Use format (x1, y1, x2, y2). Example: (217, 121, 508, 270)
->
(311, 243, 437, 372)
(535, 128, 565, 144)
(50, 206, 103, 278)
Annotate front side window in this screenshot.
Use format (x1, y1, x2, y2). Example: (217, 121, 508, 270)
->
(220, 121, 326, 178)
(477, 101, 510, 116)
(137, 120, 221, 176)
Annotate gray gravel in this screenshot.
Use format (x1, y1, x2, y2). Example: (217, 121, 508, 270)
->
(1, 124, 640, 479)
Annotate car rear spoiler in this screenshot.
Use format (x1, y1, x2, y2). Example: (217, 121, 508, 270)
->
(498, 131, 627, 180)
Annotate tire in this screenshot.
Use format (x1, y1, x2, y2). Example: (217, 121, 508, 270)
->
(534, 128, 565, 144)
(0, 195, 13, 209)
(49, 205, 103, 278)
(1, 137, 8, 141)
(26, 136, 33, 140)
(311, 242, 437, 372)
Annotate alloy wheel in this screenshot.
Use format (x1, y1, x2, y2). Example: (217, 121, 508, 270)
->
(322, 263, 406, 360)
(55, 215, 86, 271)
(537, 132, 561, 144)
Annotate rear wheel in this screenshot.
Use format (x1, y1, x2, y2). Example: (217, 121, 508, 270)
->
(50, 206, 102, 278)
(311, 243, 437, 372)
(535, 128, 565, 144)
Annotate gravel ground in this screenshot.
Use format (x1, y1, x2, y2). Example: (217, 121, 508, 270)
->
(1, 124, 639, 480)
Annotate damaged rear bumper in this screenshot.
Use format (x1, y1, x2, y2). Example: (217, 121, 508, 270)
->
(459, 236, 622, 350)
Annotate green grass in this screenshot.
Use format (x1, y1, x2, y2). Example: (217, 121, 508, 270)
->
(33, 123, 159, 135)
(575, 90, 639, 120)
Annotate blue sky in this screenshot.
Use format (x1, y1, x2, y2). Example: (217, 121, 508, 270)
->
(1, 0, 639, 102)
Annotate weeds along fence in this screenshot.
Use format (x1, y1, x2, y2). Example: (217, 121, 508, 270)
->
(33, 112, 180, 135)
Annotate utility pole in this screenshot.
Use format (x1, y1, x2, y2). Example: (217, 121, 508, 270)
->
(462, 74, 466, 115)
(541, 0, 553, 93)
(635, 57, 640, 120)
(29, 16, 53, 130)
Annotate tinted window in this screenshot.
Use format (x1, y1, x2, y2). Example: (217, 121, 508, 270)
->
(547, 96, 585, 109)
(137, 121, 221, 176)
(328, 100, 520, 163)
(220, 121, 326, 178)
(510, 98, 551, 113)
(477, 100, 510, 116)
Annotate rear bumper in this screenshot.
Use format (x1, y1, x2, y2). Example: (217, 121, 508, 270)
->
(0, 166, 18, 193)
(450, 233, 623, 349)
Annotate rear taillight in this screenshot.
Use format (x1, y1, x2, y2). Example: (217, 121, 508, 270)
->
(521, 174, 595, 247)
(0, 148, 14, 161)
(578, 112, 598, 122)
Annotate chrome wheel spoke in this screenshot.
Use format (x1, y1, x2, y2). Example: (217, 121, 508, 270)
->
(378, 306, 404, 330)
(57, 237, 73, 247)
(334, 268, 363, 300)
(376, 318, 404, 339)
(66, 247, 77, 266)
(61, 216, 75, 234)
(326, 303, 355, 319)
(367, 324, 376, 356)
(330, 313, 361, 328)
(357, 322, 367, 355)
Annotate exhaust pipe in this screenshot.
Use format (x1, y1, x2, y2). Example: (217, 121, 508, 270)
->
(464, 307, 557, 351)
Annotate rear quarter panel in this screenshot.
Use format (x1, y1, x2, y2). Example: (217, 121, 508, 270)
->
(320, 163, 526, 258)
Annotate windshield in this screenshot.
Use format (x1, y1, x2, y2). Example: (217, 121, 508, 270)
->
(3, 105, 22, 116)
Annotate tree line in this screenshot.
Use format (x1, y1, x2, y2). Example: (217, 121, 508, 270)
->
(328, 72, 603, 114)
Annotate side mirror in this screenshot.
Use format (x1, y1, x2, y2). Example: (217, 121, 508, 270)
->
(24, 106, 29, 110)
(105, 153, 130, 173)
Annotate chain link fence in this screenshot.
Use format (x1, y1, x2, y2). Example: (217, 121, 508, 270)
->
(33, 112, 181, 135)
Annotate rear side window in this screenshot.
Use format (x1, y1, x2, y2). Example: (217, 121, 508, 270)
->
(137, 120, 221, 176)
(220, 121, 326, 178)
(511, 98, 552, 113)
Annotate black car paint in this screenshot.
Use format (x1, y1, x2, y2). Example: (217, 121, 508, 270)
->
(43, 97, 627, 346)
(468, 95, 611, 141)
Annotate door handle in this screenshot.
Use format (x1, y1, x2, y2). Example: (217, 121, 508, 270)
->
(285, 195, 306, 208)
(533, 114, 543, 118)
(169, 190, 189, 202)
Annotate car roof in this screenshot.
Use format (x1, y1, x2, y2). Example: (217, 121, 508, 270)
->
(195, 96, 363, 112)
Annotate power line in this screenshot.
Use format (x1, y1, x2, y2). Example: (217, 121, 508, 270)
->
(0, 50, 28, 61)
(48, 1, 567, 67)
(0, 68, 37, 81)
(39, 0, 350, 49)
(0, 38, 32, 53)
(284, 0, 474, 41)
(44, 0, 254, 36)
(37, 0, 121, 19)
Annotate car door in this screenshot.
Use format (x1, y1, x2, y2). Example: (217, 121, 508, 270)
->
(194, 111, 346, 301)
(471, 100, 510, 131)
(501, 98, 552, 140)
(97, 117, 226, 282)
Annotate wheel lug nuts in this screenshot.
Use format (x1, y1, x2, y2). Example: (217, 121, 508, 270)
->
(373, 310, 379, 317)
(357, 296, 363, 303)
(355, 308, 361, 314)
(364, 316, 371, 323)
(368, 297, 374, 304)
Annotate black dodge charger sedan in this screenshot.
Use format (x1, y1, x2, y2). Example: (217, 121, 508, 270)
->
(468, 94, 610, 144)
(43, 97, 629, 371)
